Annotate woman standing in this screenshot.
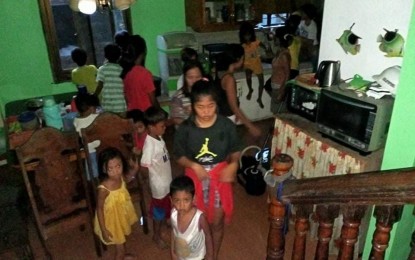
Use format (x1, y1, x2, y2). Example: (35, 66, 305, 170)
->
(174, 80, 242, 260)
(215, 43, 261, 138)
(170, 61, 204, 126)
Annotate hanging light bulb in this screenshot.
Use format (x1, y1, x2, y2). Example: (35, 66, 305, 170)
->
(78, 0, 97, 14)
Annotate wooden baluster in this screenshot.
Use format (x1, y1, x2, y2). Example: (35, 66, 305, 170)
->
(369, 205, 403, 260)
(315, 204, 340, 260)
(291, 204, 313, 260)
(267, 195, 286, 260)
(337, 205, 367, 260)
(266, 153, 294, 260)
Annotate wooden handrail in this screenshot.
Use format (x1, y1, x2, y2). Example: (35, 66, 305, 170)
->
(280, 167, 415, 205)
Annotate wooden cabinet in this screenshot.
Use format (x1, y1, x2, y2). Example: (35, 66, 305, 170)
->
(185, 0, 307, 32)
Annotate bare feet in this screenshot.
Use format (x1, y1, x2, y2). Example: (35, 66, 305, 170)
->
(246, 89, 253, 100)
(153, 237, 169, 249)
(257, 99, 264, 109)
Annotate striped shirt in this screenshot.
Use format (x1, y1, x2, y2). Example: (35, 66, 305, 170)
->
(96, 63, 127, 113)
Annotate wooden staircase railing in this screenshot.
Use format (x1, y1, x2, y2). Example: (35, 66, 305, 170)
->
(266, 156, 415, 260)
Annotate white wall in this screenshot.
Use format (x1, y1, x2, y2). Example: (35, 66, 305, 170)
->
(319, 0, 413, 80)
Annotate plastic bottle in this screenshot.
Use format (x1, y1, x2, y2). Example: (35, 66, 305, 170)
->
(42, 96, 64, 130)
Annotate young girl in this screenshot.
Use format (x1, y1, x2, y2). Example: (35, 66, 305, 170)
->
(173, 80, 242, 260)
(94, 147, 138, 260)
(270, 30, 293, 114)
(239, 22, 265, 108)
(170, 175, 213, 260)
(170, 61, 204, 126)
(215, 44, 261, 139)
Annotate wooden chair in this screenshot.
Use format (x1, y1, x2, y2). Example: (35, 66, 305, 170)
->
(15, 127, 102, 258)
(80, 112, 149, 234)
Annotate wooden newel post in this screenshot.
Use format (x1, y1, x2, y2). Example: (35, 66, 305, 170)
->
(266, 154, 294, 260)
(369, 205, 403, 260)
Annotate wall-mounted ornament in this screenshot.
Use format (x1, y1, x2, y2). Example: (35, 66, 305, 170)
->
(377, 28, 405, 57)
(337, 23, 361, 55)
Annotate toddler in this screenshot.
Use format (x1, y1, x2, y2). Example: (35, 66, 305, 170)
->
(140, 106, 172, 249)
(94, 147, 138, 260)
(126, 109, 147, 160)
(170, 175, 213, 260)
(239, 22, 265, 108)
(71, 47, 98, 94)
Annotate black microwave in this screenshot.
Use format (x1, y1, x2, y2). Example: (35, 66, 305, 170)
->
(287, 83, 321, 121)
(316, 86, 395, 153)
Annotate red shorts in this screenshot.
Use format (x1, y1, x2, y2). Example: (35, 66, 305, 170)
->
(150, 195, 171, 221)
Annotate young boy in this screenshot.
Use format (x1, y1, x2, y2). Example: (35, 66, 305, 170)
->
(140, 106, 172, 249)
(71, 47, 98, 94)
(95, 44, 127, 115)
(73, 93, 101, 180)
(126, 109, 147, 161)
(170, 175, 213, 260)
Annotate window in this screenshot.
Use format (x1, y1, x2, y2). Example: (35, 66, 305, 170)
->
(38, 0, 132, 82)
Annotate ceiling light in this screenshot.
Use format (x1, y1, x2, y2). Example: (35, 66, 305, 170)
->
(78, 0, 97, 15)
(70, 0, 136, 14)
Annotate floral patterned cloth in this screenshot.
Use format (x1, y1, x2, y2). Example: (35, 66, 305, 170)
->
(271, 117, 362, 179)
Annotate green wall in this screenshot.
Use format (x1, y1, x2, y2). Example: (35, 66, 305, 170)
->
(362, 3, 415, 260)
(0, 0, 185, 115)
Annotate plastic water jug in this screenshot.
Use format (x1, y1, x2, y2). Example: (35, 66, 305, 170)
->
(42, 96, 63, 130)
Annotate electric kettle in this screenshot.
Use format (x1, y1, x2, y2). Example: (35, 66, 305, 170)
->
(315, 60, 341, 87)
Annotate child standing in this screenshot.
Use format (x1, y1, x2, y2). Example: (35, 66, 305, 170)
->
(126, 109, 147, 159)
(94, 147, 138, 260)
(73, 93, 101, 180)
(239, 22, 265, 108)
(95, 43, 127, 115)
(71, 47, 98, 94)
(270, 31, 292, 114)
(140, 106, 172, 249)
(170, 175, 213, 260)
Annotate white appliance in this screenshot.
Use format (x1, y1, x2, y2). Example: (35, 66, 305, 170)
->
(157, 32, 198, 96)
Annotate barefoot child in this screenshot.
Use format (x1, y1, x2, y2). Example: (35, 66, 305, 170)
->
(140, 106, 172, 249)
(170, 175, 213, 260)
(94, 147, 138, 260)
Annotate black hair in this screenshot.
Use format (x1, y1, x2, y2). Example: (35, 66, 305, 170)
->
(71, 47, 87, 66)
(120, 34, 147, 79)
(299, 3, 317, 20)
(74, 93, 100, 113)
(215, 43, 244, 72)
(97, 147, 128, 181)
(126, 109, 145, 123)
(190, 79, 218, 105)
(170, 175, 195, 197)
(181, 60, 205, 96)
(285, 14, 302, 34)
(181, 47, 198, 63)
(143, 106, 168, 126)
(114, 30, 130, 52)
(104, 43, 121, 63)
(274, 27, 293, 48)
(239, 21, 256, 44)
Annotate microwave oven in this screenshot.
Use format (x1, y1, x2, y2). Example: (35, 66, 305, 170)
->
(287, 82, 321, 121)
(316, 85, 395, 153)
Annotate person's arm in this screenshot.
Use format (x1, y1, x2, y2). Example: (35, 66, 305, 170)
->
(222, 75, 261, 138)
(96, 187, 112, 243)
(199, 212, 213, 260)
(171, 228, 178, 260)
(94, 81, 104, 96)
(148, 90, 160, 108)
(220, 150, 241, 183)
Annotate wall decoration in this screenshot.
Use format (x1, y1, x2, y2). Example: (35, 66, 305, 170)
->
(336, 23, 361, 55)
(377, 28, 405, 57)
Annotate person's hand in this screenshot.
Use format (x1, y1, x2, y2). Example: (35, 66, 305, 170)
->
(219, 161, 238, 183)
(102, 228, 113, 243)
(191, 163, 209, 181)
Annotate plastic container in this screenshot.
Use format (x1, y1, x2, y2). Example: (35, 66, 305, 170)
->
(42, 96, 63, 130)
(18, 111, 39, 130)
